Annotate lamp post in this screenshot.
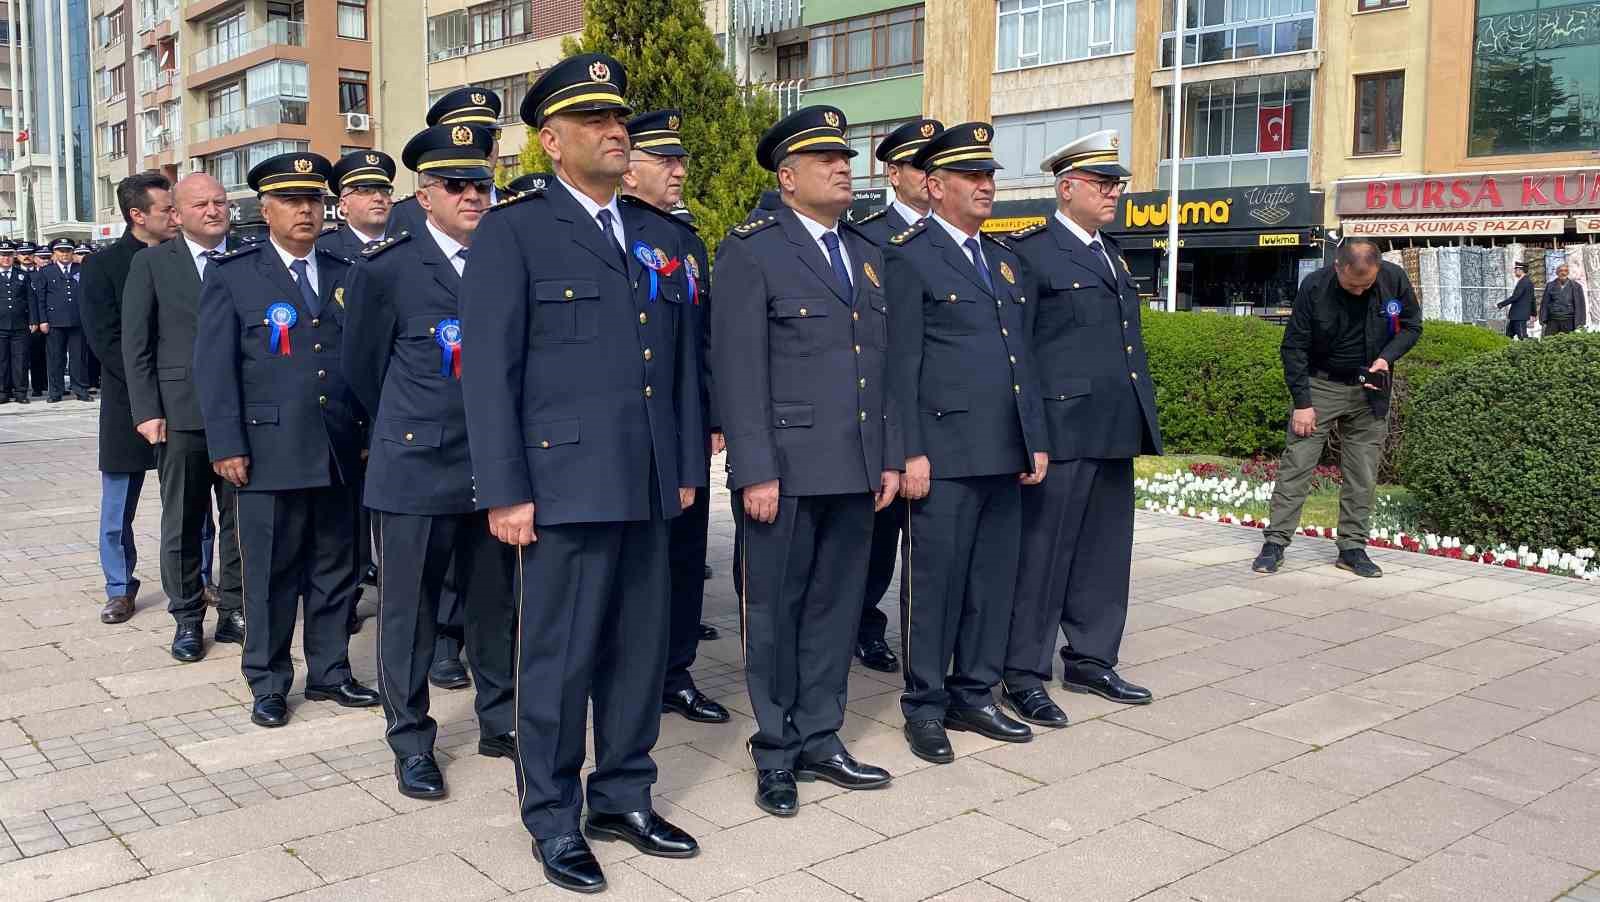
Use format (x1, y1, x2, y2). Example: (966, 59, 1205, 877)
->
(1165, 0, 1185, 312)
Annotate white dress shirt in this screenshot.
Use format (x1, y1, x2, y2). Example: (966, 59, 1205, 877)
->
(791, 208, 853, 279)
(555, 173, 626, 254)
(269, 237, 318, 296)
(426, 221, 469, 277)
(1056, 210, 1116, 277)
(347, 224, 383, 246)
(183, 234, 226, 282)
(930, 211, 987, 274)
(890, 198, 928, 228)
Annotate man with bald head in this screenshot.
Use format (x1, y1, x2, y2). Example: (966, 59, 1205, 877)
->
(124, 172, 246, 659)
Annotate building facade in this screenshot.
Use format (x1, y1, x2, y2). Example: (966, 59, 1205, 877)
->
(11, 0, 95, 241)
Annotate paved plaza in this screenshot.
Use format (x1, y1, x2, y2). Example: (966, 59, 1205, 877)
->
(1, 402, 1598, 901)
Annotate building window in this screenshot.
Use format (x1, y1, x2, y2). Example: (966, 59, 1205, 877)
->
(776, 42, 808, 81)
(428, 10, 469, 59)
(337, 0, 367, 39)
(1353, 70, 1403, 154)
(206, 154, 240, 189)
(108, 65, 127, 100)
(1357, 0, 1405, 8)
(246, 60, 308, 102)
(846, 120, 910, 186)
(807, 5, 924, 89)
(993, 102, 1134, 185)
(110, 122, 128, 159)
(996, 0, 1136, 70)
(339, 70, 369, 114)
(208, 83, 243, 119)
(439, 75, 533, 124)
(470, 0, 531, 50)
(1470, 0, 1600, 156)
(1160, 0, 1316, 67)
(1159, 72, 1312, 189)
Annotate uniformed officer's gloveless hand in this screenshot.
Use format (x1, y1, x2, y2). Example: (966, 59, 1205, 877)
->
(679, 487, 696, 510)
(1020, 452, 1050, 486)
(135, 418, 167, 445)
(744, 480, 780, 524)
(489, 502, 536, 546)
(875, 471, 901, 512)
(37, 323, 48, 335)
(213, 455, 249, 487)
(901, 456, 931, 500)
(27, 324, 36, 334)
(710, 431, 726, 456)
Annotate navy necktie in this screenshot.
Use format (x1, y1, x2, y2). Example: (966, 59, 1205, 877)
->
(1088, 239, 1115, 284)
(963, 237, 994, 292)
(821, 231, 852, 298)
(596, 209, 627, 270)
(289, 258, 321, 317)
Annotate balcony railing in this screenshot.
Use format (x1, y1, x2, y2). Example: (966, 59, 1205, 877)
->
(759, 79, 805, 118)
(191, 98, 308, 143)
(142, 130, 175, 156)
(731, 0, 804, 39)
(192, 20, 305, 72)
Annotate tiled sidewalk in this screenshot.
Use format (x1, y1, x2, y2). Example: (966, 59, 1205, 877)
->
(1, 404, 1597, 900)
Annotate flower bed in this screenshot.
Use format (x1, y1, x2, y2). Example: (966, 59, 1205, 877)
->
(1135, 465, 1597, 581)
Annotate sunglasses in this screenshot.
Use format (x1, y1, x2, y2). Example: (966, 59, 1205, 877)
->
(434, 178, 494, 195)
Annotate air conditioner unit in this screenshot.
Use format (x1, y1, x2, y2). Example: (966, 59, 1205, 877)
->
(344, 112, 371, 132)
(751, 34, 770, 50)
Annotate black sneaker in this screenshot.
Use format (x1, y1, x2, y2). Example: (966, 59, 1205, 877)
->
(1336, 548, 1383, 578)
(1251, 542, 1285, 574)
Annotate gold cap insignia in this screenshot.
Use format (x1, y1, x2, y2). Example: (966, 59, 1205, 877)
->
(293, 158, 313, 174)
(1000, 261, 1016, 284)
(1111, 135, 1121, 148)
(974, 127, 990, 143)
(451, 126, 473, 146)
(365, 153, 379, 165)
(863, 261, 880, 288)
(823, 111, 841, 128)
(920, 122, 936, 138)
(589, 61, 611, 82)
(667, 114, 681, 131)
(470, 92, 487, 105)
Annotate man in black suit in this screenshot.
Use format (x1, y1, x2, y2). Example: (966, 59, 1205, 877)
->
(459, 54, 702, 893)
(714, 106, 900, 818)
(620, 109, 730, 729)
(0, 242, 32, 404)
(1498, 261, 1533, 339)
(885, 123, 1046, 764)
(1539, 263, 1588, 335)
(342, 123, 517, 801)
(845, 118, 942, 676)
(391, 87, 507, 238)
(33, 238, 88, 402)
(125, 173, 246, 657)
(81, 174, 176, 627)
(1003, 132, 1163, 723)
(193, 153, 379, 729)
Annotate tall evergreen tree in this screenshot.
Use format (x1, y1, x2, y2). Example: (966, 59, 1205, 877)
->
(520, 0, 778, 256)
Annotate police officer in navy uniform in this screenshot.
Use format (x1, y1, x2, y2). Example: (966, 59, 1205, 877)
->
(391, 87, 505, 237)
(194, 152, 380, 730)
(844, 118, 942, 675)
(341, 123, 518, 801)
(507, 171, 552, 196)
(1002, 132, 1161, 716)
(886, 123, 1047, 764)
(34, 237, 89, 402)
(0, 242, 33, 403)
(715, 105, 901, 817)
(459, 53, 703, 893)
(21, 244, 47, 399)
(319, 150, 397, 259)
(620, 109, 731, 727)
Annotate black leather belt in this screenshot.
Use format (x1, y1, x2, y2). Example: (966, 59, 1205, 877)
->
(1311, 369, 1361, 386)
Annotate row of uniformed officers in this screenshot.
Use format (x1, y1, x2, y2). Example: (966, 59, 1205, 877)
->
(178, 51, 1162, 895)
(0, 238, 105, 404)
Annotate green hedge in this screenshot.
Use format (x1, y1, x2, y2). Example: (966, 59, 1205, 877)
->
(1401, 332, 1600, 551)
(1142, 311, 1508, 478)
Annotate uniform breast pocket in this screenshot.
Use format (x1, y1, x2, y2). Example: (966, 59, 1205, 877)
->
(399, 315, 450, 374)
(380, 418, 443, 449)
(930, 288, 978, 334)
(769, 298, 831, 356)
(866, 293, 889, 349)
(533, 280, 599, 343)
(1055, 273, 1108, 327)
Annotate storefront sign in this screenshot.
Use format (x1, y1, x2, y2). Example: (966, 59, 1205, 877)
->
(1258, 233, 1301, 246)
(1115, 184, 1318, 232)
(1577, 214, 1600, 233)
(1343, 216, 1566, 237)
(1336, 169, 1600, 216)
(1120, 229, 1321, 250)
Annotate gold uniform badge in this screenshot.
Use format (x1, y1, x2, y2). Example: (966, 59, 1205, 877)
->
(999, 261, 1016, 284)
(863, 262, 880, 288)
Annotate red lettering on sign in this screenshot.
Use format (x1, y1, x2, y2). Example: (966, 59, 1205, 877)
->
(1391, 183, 1418, 210)
(1554, 174, 1586, 206)
(1475, 179, 1503, 209)
(1422, 180, 1445, 209)
(1366, 183, 1388, 211)
(1522, 176, 1550, 206)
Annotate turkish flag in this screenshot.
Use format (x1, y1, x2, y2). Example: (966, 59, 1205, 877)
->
(1258, 105, 1291, 153)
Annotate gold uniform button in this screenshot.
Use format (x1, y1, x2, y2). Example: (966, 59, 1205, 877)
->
(1073, 282, 1081, 289)
(1013, 384, 1021, 393)
(639, 312, 648, 325)
(1009, 355, 1017, 364)
(948, 293, 958, 302)
(799, 307, 808, 316)
(429, 326, 436, 335)
(642, 348, 652, 361)
(313, 343, 323, 352)
(540, 440, 550, 448)
(564, 288, 574, 299)
(858, 377, 866, 388)
(852, 311, 860, 321)
(854, 344, 861, 354)
(1126, 345, 1134, 354)
(643, 385, 653, 398)
(1131, 372, 1139, 380)
(317, 369, 326, 378)
(858, 410, 867, 422)
(311, 318, 320, 327)
(1001, 328, 1009, 336)
(404, 432, 414, 442)
(1123, 320, 1129, 328)
(318, 395, 328, 405)
(996, 299, 1002, 308)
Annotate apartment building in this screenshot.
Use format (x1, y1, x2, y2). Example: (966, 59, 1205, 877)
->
(0, 2, 17, 236)
(10, 0, 95, 241)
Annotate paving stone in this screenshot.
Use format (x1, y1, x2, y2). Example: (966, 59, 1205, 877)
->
(1315, 776, 1516, 860)
(1358, 592, 1478, 622)
(95, 658, 246, 699)
(1147, 769, 1352, 852)
(820, 757, 1035, 837)
(510, 860, 688, 901)
(1519, 700, 1600, 756)
(1467, 664, 1600, 714)
(1385, 613, 1512, 649)
(67, 846, 321, 902)
(0, 839, 147, 902)
(1116, 653, 1250, 697)
(808, 812, 1052, 902)
(1432, 577, 1535, 603)
(1358, 834, 1588, 902)
(1306, 634, 1451, 675)
(1378, 696, 1542, 753)
(1494, 618, 1600, 653)
(1117, 627, 1220, 665)
(1244, 691, 1407, 746)
(1214, 658, 1368, 705)
(1166, 606, 1301, 641)
(1104, 687, 1274, 741)
(1478, 772, 1600, 869)
(920, 880, 1022, 902)
(0, 749, 198, 819)
(173, 711, 383, 773)
(987, 818, 1226, 902)
(1259, 588, 1370, 617)
(1342, 662, 1489, 711)
(1126, 725, 1312, 790)
(1422, 637, 1562, 678)
(1426, 734, 1600, 805)
(1457, 595, 1575, 625)
(1123, 602, 1204, 633)
(1273, 730, 1458, 797)
(975, 719, 1167, 787)
(1192, 629, 1335, 669)
(291, 791, 524, 883)
(981, 763, 1192, 845)
(1282, 609, 1411, 644)
(279, 851, 502, 902)
(1169, 826, 1407, 902)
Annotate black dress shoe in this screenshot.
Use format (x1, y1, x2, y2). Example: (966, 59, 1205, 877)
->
(428, 650, 471, 690)
(170, 624, 205, 662)
(855, 638, 899, 673)
(304, 680, 381, 707)
(697, 622, 719, 641)
(100, 595, 134, 624)
(585, 809, 698, 858)
(945, 704, 1033, 743)
(251, 693, 288, 727)
(1001, 686, 1069, 728)
(1252, 542, 1285, 574)
(213, 610, 245, 644)
(14, 395, 27, 404)
(797, 750, 891, 789)
(754, 769, 798, 817)
(904, 719, 954, 764)
(1337, 547, 1383, 578)
(478, 732, 516, 758)
(395, 753, 446, 800)
(534, 832, 605, 894)
(362, 564, 380, 586)
(74, 393, 91, 402)
(1061, 661, 1154, 705)
(661, 687, 730, 723)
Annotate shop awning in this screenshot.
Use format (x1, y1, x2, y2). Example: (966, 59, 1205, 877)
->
(1342, 216, 1567, 238)
(1113, 229, 1321, 250)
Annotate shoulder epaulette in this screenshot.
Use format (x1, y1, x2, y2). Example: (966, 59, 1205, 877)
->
(211, 243, 261, 264)
(619, 194, 691, 231)
(1009, 221, 1049, 240)
(488, 186, 543, 212)
(853, 208, 888, 225)
(729, 215, 779, 239)
(888, 219, 929, 246)
(314, 245, 355, 266)
(361, 230, 411, 258)
(983, 232, 1012, 250)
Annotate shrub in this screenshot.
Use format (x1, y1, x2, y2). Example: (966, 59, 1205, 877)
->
(1400, 332, 1600, 551)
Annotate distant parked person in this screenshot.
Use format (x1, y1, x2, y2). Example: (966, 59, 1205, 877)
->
(1539, 264, 1587, 335)
(1497, 261, 1533, 339)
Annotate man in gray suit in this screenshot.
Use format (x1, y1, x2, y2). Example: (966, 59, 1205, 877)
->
(123, 173, 245, 662)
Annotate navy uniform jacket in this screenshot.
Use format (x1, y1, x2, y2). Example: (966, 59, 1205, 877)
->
(713, 207, 900, 496)
(0, 266, 31, 330)
(32, 262, 81, 328)
(193, 243, 365, 493)
(850, 205, 914, 249)
(669, 219, 717, 433)
(459, 183, 705, 525)
(316, 224, 382, 260)
(1009, 218, 1161, 461)
(886, 219, 1046, 478)
(1498, 275, 1534, 321)
(341, 231, 475, 516)
(388, 196, 426, 239)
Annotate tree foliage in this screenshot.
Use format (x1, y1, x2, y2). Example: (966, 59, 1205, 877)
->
(519, 0, 778, 257)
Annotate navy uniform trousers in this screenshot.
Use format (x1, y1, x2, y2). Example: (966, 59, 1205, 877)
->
(664, 465, 711, 695)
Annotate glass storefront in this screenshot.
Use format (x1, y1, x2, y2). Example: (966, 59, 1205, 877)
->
(1470, 0, 1600, 156)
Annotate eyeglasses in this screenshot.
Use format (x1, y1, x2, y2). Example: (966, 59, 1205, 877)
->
(1068, 176, 1128, 197)
(344, 186, 393, 198)
(435, 178, 494, 196)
